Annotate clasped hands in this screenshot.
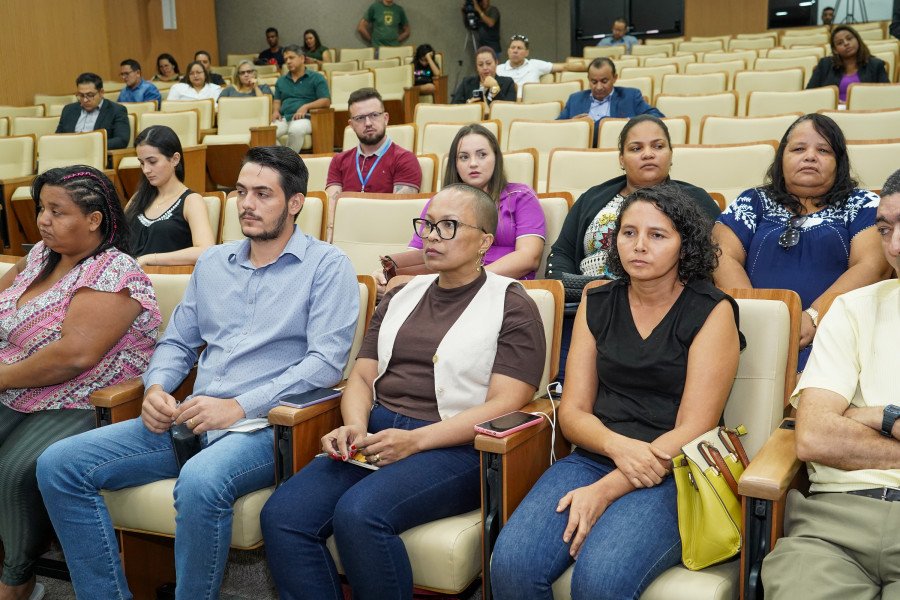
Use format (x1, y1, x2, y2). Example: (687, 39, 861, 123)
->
(321, 424, 420, 467)
(141, 384, 245, 435)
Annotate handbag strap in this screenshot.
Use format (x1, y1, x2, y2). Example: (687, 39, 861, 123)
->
(700, 442, 740, 497)
(718, 427, 750, 468)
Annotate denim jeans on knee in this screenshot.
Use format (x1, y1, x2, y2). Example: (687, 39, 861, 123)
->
(37, 417, 274, 600)
(491, 452, 681, 600)
(261, 403, 481, 600)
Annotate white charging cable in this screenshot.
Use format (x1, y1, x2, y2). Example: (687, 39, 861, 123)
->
(533, 381, 562, 465)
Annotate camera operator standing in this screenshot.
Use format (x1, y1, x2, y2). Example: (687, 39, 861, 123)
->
(463, 0, 501, 55)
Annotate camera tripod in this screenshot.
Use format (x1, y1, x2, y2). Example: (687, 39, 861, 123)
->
(834, 0, 868, 23)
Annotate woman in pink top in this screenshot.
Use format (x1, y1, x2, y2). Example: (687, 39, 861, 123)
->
(0, 166, 160, 600)
(407, 124, 546, 278)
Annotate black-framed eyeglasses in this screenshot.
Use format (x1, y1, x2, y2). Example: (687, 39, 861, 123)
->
(349, 111, 385, 124)
(413, 218, 485, 240)
(238, 69, 256, 75)
(510, 34, 529, 43)
(778, 215, 809, 248)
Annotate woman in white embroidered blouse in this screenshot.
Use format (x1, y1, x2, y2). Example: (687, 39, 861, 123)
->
(166, 61, 222, 104)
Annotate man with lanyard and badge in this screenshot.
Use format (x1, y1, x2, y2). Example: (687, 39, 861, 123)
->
(326, 87, 422, 236)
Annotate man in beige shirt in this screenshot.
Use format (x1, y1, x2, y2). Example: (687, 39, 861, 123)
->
(762, 169, 900, 599)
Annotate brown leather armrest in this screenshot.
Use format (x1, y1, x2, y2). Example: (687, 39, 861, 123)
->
(107, 148, 136, 171)
(432, 75, 449, 104)
(199, 128, 217, 142)
(90, 377, 145, 408)
(739, 419, 802, 501)
(309, 108, 335, 154)
(474, 397, 558, 454)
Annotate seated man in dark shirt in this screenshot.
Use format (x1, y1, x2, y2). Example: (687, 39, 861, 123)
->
(258, 27, 285, 67)
(194, 50, 225, 86)
(56, 72, 130, 150)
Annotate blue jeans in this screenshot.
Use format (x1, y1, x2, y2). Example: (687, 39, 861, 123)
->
(260, 404, 481, 600)
(36, 417, 274, 600)
(491, 453, 681, 600)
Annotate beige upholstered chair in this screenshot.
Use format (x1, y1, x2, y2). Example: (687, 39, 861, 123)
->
(583, 46, 625, 60)
(226, 53, 257, 66)
(203, 192, 224, 244)
(734, 69, 804, 115)
(754, 56, 818, 82)
(728, 37, 775, 53)
(537, 192, 573, 277)
(781, 33, 829, 48)
(620, 65, 677, 92)
(301, 153, 335, 194)
(329, 193, 431, 272)
(419, 120, 500, 166)
(678, 40, 725, 54)
(417, 153, 438, 193)
(596, 116, 689, 149)
(503, 148, 539, 191)
(321, 61, 361, 79)
(655, 92, 737, 143)
(616, 76, 654, 102)
(520, 82, 582, 105)
(413, 103, 483, 152)
(818, 108, 900, 142)
(684, 60, 746, 90)
(846, 139, 900, 190)
(507, 119, 593, 192)
(632, 44, 672, 57)
(546, 148, 621, 199)
(703, 50, 757, 70)
(204, 96, 278, 188)
(160, 99, 216, 131)
(9, 116, 59, 142)
(339, 47, 375, 63)
(372, 64, 413, 102)
(767, 47, 826, 60)
(220, 190, 326, 242)
(0, 105, 44, 119)
(377, 46, 414, 62)
(644, 54, 697, 73)
(670, 142, 777, 205)
(847, 82, 900, 110)
(747, 86, 838, 117)
(659, 72, 727, 97)
(699, 113, 801, 145)
(330, 71, 376, 112)
(92, 275, 376, 599)
(489, 101, 562, 151)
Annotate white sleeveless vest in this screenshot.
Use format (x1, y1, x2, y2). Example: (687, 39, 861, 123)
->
(374, 272, 518, 420)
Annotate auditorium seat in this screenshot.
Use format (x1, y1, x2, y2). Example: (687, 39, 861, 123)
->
(767, 46, 826, 60)
(489, 101, 562, 151)
(678, 40, 725, 54)
(203, 192, 225, 244)
(414, 103, 483, 152)
(339, 47, 375, 63)
(419, 120, 500, 165)
(616, 76, 654, 102)
(847, 82, 900, 110)
(341, 123, 416, 152)
(655, 92, 737, 144)
(644, 54, 696, 73)
(378, 46, 414, 63)
(754, 56, 818, 83)
(659, 72, 728, 97)
(221, 190, 326, 242)
(9, 116, 59, 145)
(620, 65, 677, 94)
(300, 153, 335, 193)
(0, 135, 36, 254)
(226, 53, 257, 66)
(699, 113, 800, 145)
(597, 116, 689, 149)
(205, 96, 277, 188)
(670, 142, 777, 205)
(161, 99, 216, 132)
(321, 60, 361, 80)
(734, 69, 804, 115)
(537, 192, 573, 276)
(546, 148, 621, 199)
(632, 44, 672, 58)
(364, 57, 401, 69)
(0, 105, 45, 119)
(703, 50, 757, 70)
(520, 81, 582, 105)
(746, 86, 837, 117)
(818, 108, 900, 142)
(583, 46, 625, 60)
(684, 60, 746, 89)
(417, 153, 438, 193)
(728, 37, 775, 53)
(846, 139, 900, 190)
(507, 118, 593, 192)
(781, 33, 829, 48)
(503, 148, 539, 191)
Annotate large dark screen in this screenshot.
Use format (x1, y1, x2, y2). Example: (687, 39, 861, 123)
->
(572, 0, 685, 55)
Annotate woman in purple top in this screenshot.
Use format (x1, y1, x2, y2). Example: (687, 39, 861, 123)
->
(806, 25, 889, 103)
(408, 124, 546, 279)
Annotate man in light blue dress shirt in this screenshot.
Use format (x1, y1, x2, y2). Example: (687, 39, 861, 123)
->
(597, 17, 639, 53)
(38, 146, 360, 600)
(116, 59, 162, 106)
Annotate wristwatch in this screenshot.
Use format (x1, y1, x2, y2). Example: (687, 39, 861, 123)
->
(804, 307, 819, 327)
(881, 404, 900, 437)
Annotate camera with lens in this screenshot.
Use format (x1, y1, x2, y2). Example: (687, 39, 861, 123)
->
(463, 0, 479, 30)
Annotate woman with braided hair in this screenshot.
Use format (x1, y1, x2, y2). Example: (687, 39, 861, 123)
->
(0, 166, 160, 600)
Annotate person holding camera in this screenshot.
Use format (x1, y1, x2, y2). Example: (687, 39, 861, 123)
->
(463, 0, 501, 55)
(451, 46, 516, 105)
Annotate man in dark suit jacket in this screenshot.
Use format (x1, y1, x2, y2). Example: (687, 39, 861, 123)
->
(557, 57, 663, 146)
(56, 72, 130, 150)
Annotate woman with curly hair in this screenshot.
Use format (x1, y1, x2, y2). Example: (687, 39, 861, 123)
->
(714, 113, 887, 370)
(491, 183, 743, 599)
(806, 25, 888, 104)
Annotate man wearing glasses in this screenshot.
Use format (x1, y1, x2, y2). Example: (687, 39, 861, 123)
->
(116, 59, 162, 106)
(325, 88, 421, 226)
(497, 34, 573, 99)
(56, 72, 130, 150)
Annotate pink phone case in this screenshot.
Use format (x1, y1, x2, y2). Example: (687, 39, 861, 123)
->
(473, 412, 544, 438)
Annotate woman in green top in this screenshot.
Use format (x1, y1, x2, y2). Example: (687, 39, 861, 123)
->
(303, 29, 330, 65)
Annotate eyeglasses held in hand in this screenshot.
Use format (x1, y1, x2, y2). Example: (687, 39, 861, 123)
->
(349, 111, 385, 124)
(778, 215, 809, 249)
(413, 218, 485, 240)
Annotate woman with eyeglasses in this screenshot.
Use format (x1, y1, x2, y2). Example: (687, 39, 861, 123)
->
(451, 46, 516, 104)
(166, 61, 222, 104)
(406, 124, 545, 280)
(261, 183, 547, 600)
(714, 113, 887, 369)
(220, 60, 273, 98)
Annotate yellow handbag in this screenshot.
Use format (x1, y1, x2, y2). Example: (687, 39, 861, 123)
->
(672, 425, 749, 571)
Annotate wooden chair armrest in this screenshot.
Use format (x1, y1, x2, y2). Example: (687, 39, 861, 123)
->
(0, 175, 37, 189)
(310, 108, 335, 154)
(249, 125, 277, 147)
(269, 395, 344, 483)
(90, 377, 145, 408)
(107, 148, 136, 171)
(739, 419, 802, 501)
(432, 75, 449, 104)
(402, 85, 420, 124)
(474, 397, 557, 454)
(199, 128, 217, 141)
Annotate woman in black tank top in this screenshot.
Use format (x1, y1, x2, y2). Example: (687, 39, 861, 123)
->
(492, 183, 744, 599)
(125, 125, 215, 267)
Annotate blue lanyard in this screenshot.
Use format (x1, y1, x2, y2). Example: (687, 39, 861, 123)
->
(356, 139, 392, 192)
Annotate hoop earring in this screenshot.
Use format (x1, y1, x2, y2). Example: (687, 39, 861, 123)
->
(475, 250, 486, 271)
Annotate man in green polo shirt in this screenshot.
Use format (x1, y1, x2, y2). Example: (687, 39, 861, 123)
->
(357, 0, 410, 48)
(272, 44, 331, 151)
